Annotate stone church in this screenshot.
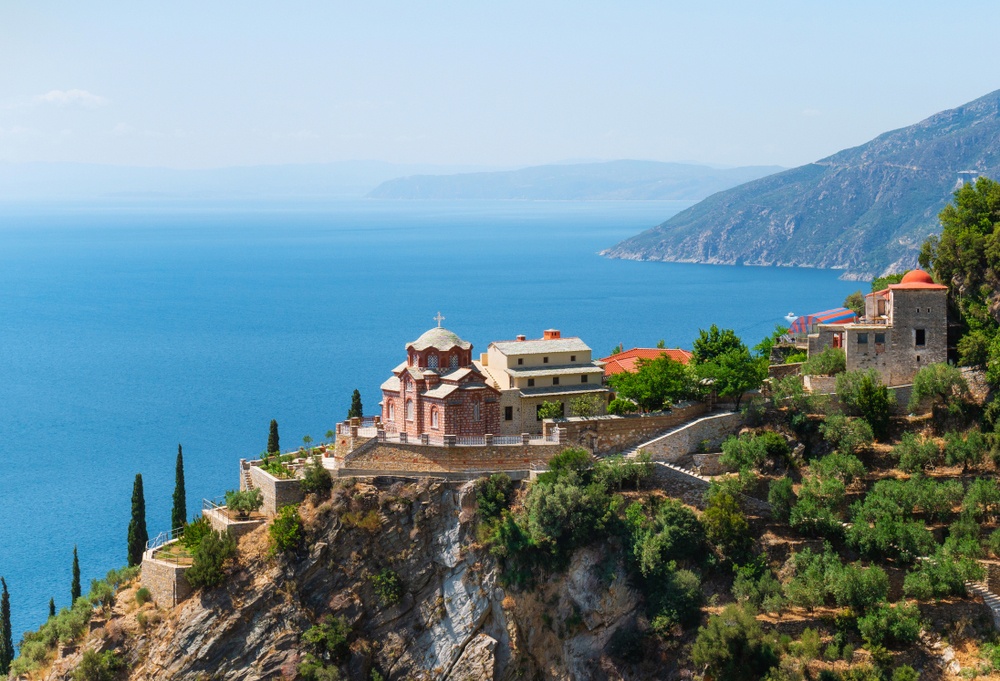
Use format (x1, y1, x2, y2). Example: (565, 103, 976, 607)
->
(380, 324, 500, 438)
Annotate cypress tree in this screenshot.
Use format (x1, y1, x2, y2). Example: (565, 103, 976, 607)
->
(348, 389, 364, 419)
(49, 597, 56, 618)
(71, 545, 81, 602)
(0, 577, 12, 675)
(172, 444, 187, 532)
(267, 419, 280, 454)
(127, 474, 148, 568)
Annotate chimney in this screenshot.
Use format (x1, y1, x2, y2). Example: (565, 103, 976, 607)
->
(516, 335, 526, 342)
(543, 329, 561, 340)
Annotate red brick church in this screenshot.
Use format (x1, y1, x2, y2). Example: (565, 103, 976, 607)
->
(380, 321, 500, 438)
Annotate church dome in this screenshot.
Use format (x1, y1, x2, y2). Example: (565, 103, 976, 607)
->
(408, 327, 472, 352)
(900, 269, 934, 284)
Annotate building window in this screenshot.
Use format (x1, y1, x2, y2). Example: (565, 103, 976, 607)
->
(517, 358, 523, 365)
(427, 353, 439, 368)
(857, 333, 869, 344)
(473, 403, 481, 421)
(504, 406, 513, 421)
(527, 378, 535, 387)
(431, 408, 439, 429)
(915, 329, 926, 347)
(553, 377, 560, 385)
(405, 399, 414, 421)
(581, 374, 588, 383)
(570, 355, 576, 362)
(875, 333, 885, 344)
(916, 308, 920, 313)
(543, 356, 549, 364)
(450, 354, 459, 368)
(387, 402, 395, 421)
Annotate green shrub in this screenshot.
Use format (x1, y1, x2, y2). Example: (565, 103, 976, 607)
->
(943, 429, 986, 471)
(903, 547, 984, 599)
(537, 400, 564, 420)
(720, 431, 790, 473)
(792, 627, 822, 659)
(987, 528, 1000, 557)
(135, 587, 151, 605)
(702, 492, 751, 563)
(891, 666, 919, 681)
(475, 473, 514, 523)
(785, 351, 808, 364)
(270, 505, 304, 554)
(828, 562, 888, 613)
(811, 451, 866, 485)
(626, 498, 705, 577)
(856, 602, 921, 648)
(569, 394, 605, 417)
(691, 604, 778, 681)
(733, 563, 784, 614)
(648, 568, 703, 632)
(300, 456, 333, 498)
(892, 432, 940, 472)
(801, 347, 846, 376)
(186, 530, 237, 589)
(768, 478, 796, 522)
(593, 453, 652, 492)
(225, 488, 264, 518)
(302, 616, 351, 663)
(524, 474, 609, 556)
(824, 642, 840, 661)
(908, 362, 970, 414)
(789, 475, 846, 537)
(963, 478, 1000, 521)
(607, 398, 639, 415)
(819, 414, 873, 455)
(180, 516, 212, 550)
(71, 650, 123, 681)
(371, 569, 403, 607)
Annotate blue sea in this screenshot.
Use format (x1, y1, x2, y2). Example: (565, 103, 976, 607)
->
(0, 199, 860, 641)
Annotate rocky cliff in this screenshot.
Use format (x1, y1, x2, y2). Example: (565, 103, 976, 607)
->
(603, 89, 1000, 279)
(34, 478, 653, 681)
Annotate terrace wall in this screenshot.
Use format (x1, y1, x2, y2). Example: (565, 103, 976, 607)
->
(341, 441, 563, 475)
(552, 402, 708, 456)
(248, 466, 305, 516)
(140, 547, 191, 607)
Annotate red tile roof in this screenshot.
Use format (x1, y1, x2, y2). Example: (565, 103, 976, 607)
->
(598, 347, 693, 377)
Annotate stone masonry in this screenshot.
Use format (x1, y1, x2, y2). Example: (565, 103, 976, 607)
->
(248, 465, 305, 516)
(633, 411, 745, 463)
(551, 402, 708, 456)
(140, 548, 192, 608)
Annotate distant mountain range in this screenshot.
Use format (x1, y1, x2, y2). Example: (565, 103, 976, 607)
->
(0, 161, 498, 201)
(603, 89, 1000, 279)
(366, 160, 784, 200)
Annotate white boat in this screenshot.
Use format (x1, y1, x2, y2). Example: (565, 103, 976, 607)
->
(784, 312, 797, 322)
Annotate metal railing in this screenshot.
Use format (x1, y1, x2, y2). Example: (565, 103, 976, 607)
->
(146, 526, 185, 552)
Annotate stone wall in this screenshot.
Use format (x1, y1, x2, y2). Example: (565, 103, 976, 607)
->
(803, 375, 837, 394)
(203, 506, 266, 539)
(768, 363, 803, 380)
(635, 412, 745, 463)
(342, 441, 563, 475)
(140, 548, 192, 607)
(248, 466, 305, 516)
(552, 402, 708, 456)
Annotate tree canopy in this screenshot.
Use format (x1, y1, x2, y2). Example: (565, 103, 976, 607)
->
(607, 354, 694, 411)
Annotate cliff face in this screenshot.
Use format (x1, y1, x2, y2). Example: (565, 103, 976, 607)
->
(38, 479, 646, 681)
(603, 89, 1000, 279)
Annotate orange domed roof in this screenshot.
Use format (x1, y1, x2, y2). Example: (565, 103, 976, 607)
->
(900, 269, 934, 284)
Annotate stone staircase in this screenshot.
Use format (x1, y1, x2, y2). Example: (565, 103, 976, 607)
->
(241, 460, 255, 491)
(967, 581, 1000, 629)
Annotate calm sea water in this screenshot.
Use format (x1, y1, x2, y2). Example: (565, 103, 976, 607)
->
(0, 199, 860, 640)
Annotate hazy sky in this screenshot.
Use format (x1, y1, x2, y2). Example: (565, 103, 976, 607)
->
(2, 1, 999, 170)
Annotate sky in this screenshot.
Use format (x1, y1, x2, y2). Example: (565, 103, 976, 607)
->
(2, 1, 1000, 170)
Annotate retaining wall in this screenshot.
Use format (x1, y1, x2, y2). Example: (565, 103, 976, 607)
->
(342, 441, 563, 474)
(637, 412, 745, 463)
(140, 548, 192, 607)
(248, 466, 305, 516)
(552, 402, 708, 456)
(203, 506, 266, 539)
(769, 363, 803, 380)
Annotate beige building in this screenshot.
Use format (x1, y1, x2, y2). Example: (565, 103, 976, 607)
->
(808, 269, 948, 386)
(477, 329, 609, 435)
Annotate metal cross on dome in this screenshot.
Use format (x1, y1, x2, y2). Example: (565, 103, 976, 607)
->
(434, 311, 445, 328)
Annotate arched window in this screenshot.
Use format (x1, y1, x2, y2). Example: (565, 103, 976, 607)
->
(431, 407, 439, 429)
(427, 353, 439, 368)
(473, 402, 481, 421)
(406, 399, 414, 421)
(387, 402, 395, 421)
(450, 354, 459, 368)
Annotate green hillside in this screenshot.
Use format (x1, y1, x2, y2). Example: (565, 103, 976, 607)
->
(603, 89, 1000, 279)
